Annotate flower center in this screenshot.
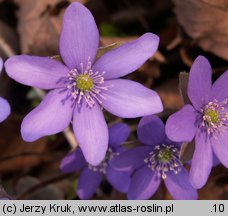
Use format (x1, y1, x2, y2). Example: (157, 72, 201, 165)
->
(144, 144, 182, 179)
(158, 148, 173, 163)
(88, 148, 119, 174)
(57, 56, 111, 108)
(204, 109, 219, 124)
(76, 74, 94, 91)
(201, 99, 228, 134)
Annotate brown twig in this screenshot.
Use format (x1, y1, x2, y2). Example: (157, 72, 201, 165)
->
(0, 152, 58, 162)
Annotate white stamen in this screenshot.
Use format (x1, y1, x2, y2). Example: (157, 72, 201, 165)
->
(58, 56, 111, 108)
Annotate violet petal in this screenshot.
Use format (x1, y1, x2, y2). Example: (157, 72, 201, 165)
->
(0, 58, 3, 72)
(110, 146, 152, 172)
(106, 166, 131, 193)
(60, 148, 87, 173)
(189, 129, 213, 189)
(102, 79, 163, 118)
(108, 123, 130, 148)
(5, 55, 68, 89)
(164, 167, 198, 200)
(93, 33, 159, 80)
(60, 2, 99, 69)
(210, 70, 228, 102)
(165, 104, 197, 142)
(21, 89, 73, 142)
(187, 56, 212, 110)
(0, 97, 10, 123)
(137, 115, 165, 146)
(127, 165, 161, 200)
(73, 100, 108, 166)
(211, 128, 228, 168)
(77, 168, 103, 200)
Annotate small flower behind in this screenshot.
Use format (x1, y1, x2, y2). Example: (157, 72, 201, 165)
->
(5, 2, 163, 166)
(60, 123, 131, 199)
(110, 115, 197, 200)
(0, 58, 10, 123)
(165, 56, 228, 189)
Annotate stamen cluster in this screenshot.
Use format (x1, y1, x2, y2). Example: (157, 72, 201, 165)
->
(65, 57, 109, 107)
(201, 99, 228, 134)
(144, 144, 182, 179)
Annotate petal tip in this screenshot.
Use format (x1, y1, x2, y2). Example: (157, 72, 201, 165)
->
(82, 147, 107, 166)
(0, 58, 3, 72)
(0, 98, 11, 123)
(20, 118, 39, 142)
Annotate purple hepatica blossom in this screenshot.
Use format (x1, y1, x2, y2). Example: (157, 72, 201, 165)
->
(0, 58, 10, 123)
(110, 115, 197, 200)
(165, 56, 228, 189)
(5, 2, 163, 166)
(60, 123, 131, 199)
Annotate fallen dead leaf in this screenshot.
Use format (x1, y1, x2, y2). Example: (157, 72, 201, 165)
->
(173, 0, 228, 60)
(15, 0, 69, 55)
(0, 114, 48, 172)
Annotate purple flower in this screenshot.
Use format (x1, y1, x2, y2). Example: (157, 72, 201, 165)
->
(110, 115, 197, 200)
(60, 123, 131, 199)
(0, 58, 10, 123)
(165, 56, 228, 189)
(5, 2, 163, 165)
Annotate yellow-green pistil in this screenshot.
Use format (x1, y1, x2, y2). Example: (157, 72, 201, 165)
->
(76, 74, 94, 91)
(144, 144, 182, 179)
(204, 109, 219, 124)
(158, 148, 172, 163)
(202, 99, 228, 134)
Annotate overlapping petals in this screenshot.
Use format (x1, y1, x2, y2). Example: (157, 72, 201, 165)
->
(164, 168, 198, 200)
(166, 56, 228, 189)
(111, 115, 197, 200)
(60, 148, 87, 173)
(61, 123, 131, 199)
(106, 166, 131, 193)
(128, 165, 161, 200)
(5, 2, 162, 167)
(77, 168, 103, 200)
(110, 146, 151, 172)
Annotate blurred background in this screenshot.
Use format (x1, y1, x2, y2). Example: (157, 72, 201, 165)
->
(0, 0, 227, 200)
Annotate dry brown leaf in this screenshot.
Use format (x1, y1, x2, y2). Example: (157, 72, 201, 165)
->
(15, 0, 69, 55)
(0, 114, 48, 172)
(155, 77, 184, 111)
(173, 0, 228, 60)
(199, 166, 228, 199)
